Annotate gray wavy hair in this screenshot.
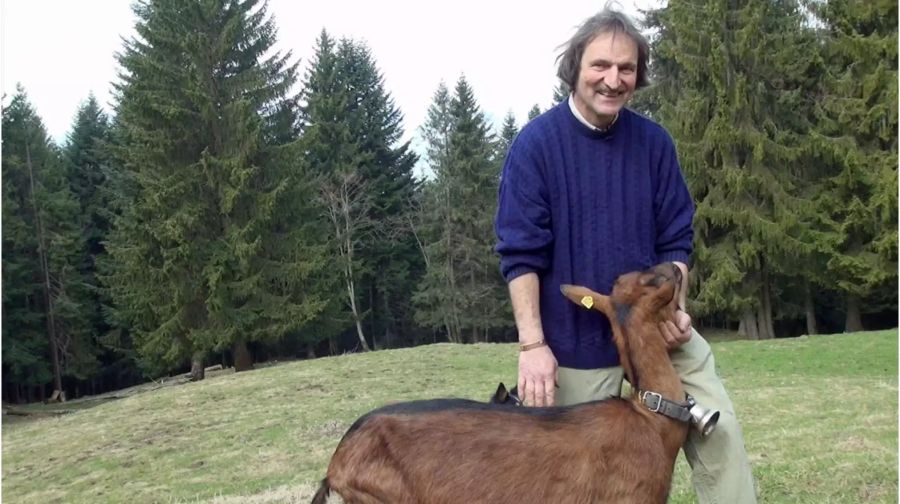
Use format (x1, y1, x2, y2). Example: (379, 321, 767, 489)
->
(556, 7, 650, 91)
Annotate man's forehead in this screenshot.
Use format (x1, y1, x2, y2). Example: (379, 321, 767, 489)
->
(584, 30, 638, 59)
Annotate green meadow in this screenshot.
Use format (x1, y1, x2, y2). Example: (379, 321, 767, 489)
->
(2, 329, 897, 503)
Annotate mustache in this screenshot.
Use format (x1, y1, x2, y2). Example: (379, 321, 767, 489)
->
(596, 84, 625, 94)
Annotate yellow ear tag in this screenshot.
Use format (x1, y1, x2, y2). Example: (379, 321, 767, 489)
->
(581, 295, 594, 309)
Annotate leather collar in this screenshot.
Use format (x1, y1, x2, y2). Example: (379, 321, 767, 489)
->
(638, 390, 692, 422)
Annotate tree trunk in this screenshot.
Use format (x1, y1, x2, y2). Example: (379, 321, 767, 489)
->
(369, 285, 379, 350)
(306, 343, 316, 359)
(739, 309, 760, 340)
(189, 352, 205, 381)
(26, 143, 64, 397)
(845, 294, 864, 333)
(329, 336, 339, 356)
(233, 341, 253, 372)
(758, 269, 775, 339)
(382, 290, 395, 349)
(804, 282, 818, 335)
(346, 272, 370, 351)
(345, 258, 370, 352)
(353, 316, 370, 351)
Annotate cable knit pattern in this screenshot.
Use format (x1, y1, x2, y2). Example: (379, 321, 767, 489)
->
(495, 102, 694, 369)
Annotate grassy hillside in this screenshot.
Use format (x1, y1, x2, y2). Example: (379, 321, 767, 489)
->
(2, 330, 897, 503)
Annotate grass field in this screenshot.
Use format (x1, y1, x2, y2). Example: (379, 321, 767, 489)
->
(2, 329, 897, 503)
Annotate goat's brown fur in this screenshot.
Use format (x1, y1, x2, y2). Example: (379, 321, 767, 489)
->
(313, 263, 688, 504)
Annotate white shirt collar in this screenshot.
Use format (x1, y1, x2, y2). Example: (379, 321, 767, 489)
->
(567, 94, 618, 132)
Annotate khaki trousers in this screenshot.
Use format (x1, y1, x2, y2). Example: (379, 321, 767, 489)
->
(554, 330, 757, 504)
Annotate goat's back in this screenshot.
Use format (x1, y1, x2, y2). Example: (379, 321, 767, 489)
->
(326, 398, 675, 503)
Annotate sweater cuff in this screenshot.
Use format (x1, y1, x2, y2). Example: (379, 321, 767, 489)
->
(657, 251, 691, 268)
(504, 265, 539, 283)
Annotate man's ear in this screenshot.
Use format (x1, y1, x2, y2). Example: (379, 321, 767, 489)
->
(560, 284, 613, 318)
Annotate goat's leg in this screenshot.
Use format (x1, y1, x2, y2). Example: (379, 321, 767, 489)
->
(327, 431, 417, 503)
(329, 462, 417, 504)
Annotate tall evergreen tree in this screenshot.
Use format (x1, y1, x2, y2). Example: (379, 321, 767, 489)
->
(300, 33, 421, 351)
(415, 77, 510, 342)
(105, 0, 329, 378)
(806, 0, 898, 331)
(63, 94, 114, 383)
(527, 104, 542, 121)
(496, 111, 519, 163)
(2, 87, 94, 401)
(645, 0, 824, 339)
(553, 82, 571, 103)
(295, 30, 363, 355)
(332, 38, 421, 350)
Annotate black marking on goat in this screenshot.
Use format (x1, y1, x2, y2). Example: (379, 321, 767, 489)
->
(613, 301, 631, 327)
(341, 397, 621, 441)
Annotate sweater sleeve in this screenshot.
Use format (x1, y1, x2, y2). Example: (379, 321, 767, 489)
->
(653, 130, 694, 266)
(494, 136, 553, 282)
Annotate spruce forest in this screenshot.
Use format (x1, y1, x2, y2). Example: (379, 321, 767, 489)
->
(2, 0, 896, 402)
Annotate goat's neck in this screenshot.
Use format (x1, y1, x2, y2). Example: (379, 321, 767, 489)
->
(620, 320, 685, 402)
(618, 319, 689, 457)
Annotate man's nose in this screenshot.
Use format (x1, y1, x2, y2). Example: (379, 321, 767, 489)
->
(605, 66, 620, 87)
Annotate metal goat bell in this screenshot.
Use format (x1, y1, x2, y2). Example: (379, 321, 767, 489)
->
(686, 395, 720, 436)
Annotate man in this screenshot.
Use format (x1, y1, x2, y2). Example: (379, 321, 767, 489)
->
(494, 7, 757, 503)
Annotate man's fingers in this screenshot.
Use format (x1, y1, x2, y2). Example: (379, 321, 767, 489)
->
(533, 379, 547, 407)
(544, 378, 556, 407)
(676, 310, 692, 333)
(659, 321, 674, 344)
(525, 378, 537, 407)
(678, 325, 692, 343)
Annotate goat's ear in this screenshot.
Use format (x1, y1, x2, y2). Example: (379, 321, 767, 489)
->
(492, 383, 509, 403)
(560, 284, 612, 317)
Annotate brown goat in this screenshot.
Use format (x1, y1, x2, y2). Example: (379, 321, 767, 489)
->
(312, 262, 689, 504)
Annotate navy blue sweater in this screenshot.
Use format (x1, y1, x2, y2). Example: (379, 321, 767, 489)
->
(494, 102, 694, 369)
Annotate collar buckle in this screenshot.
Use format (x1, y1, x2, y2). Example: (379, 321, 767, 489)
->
(640, 391, 663, 413)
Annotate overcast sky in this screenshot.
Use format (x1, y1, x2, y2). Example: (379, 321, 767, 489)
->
(1, 0, 659, 155)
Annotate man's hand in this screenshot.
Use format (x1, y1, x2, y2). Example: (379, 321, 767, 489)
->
(518, 345, 558, 407)
(660, 309, 692, 350)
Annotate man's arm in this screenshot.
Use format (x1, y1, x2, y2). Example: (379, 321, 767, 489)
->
(509, 272, 557, 407)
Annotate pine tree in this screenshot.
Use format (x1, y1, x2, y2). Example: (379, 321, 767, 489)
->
(527, 104, 542, 121)
(63, 94, 114, 383)
(496, 111, 519, 163)
(2, 87, 93, 400)
(415, 77, 511, 342)
(105, 0, 329, 378)
(299, 33, 422, 352)
(332, 38, 421, 350)
(553, 82, 570, 104)
(645, 0, 824, 338)
(409, 83, 454, 340)
(806, 0, 898, 331)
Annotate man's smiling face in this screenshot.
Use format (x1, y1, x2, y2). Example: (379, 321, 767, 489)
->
(572, 30, 638, 129)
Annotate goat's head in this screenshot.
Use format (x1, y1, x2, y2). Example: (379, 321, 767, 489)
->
(560, 263, 682, 386)
(560, 263, 681, 322)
